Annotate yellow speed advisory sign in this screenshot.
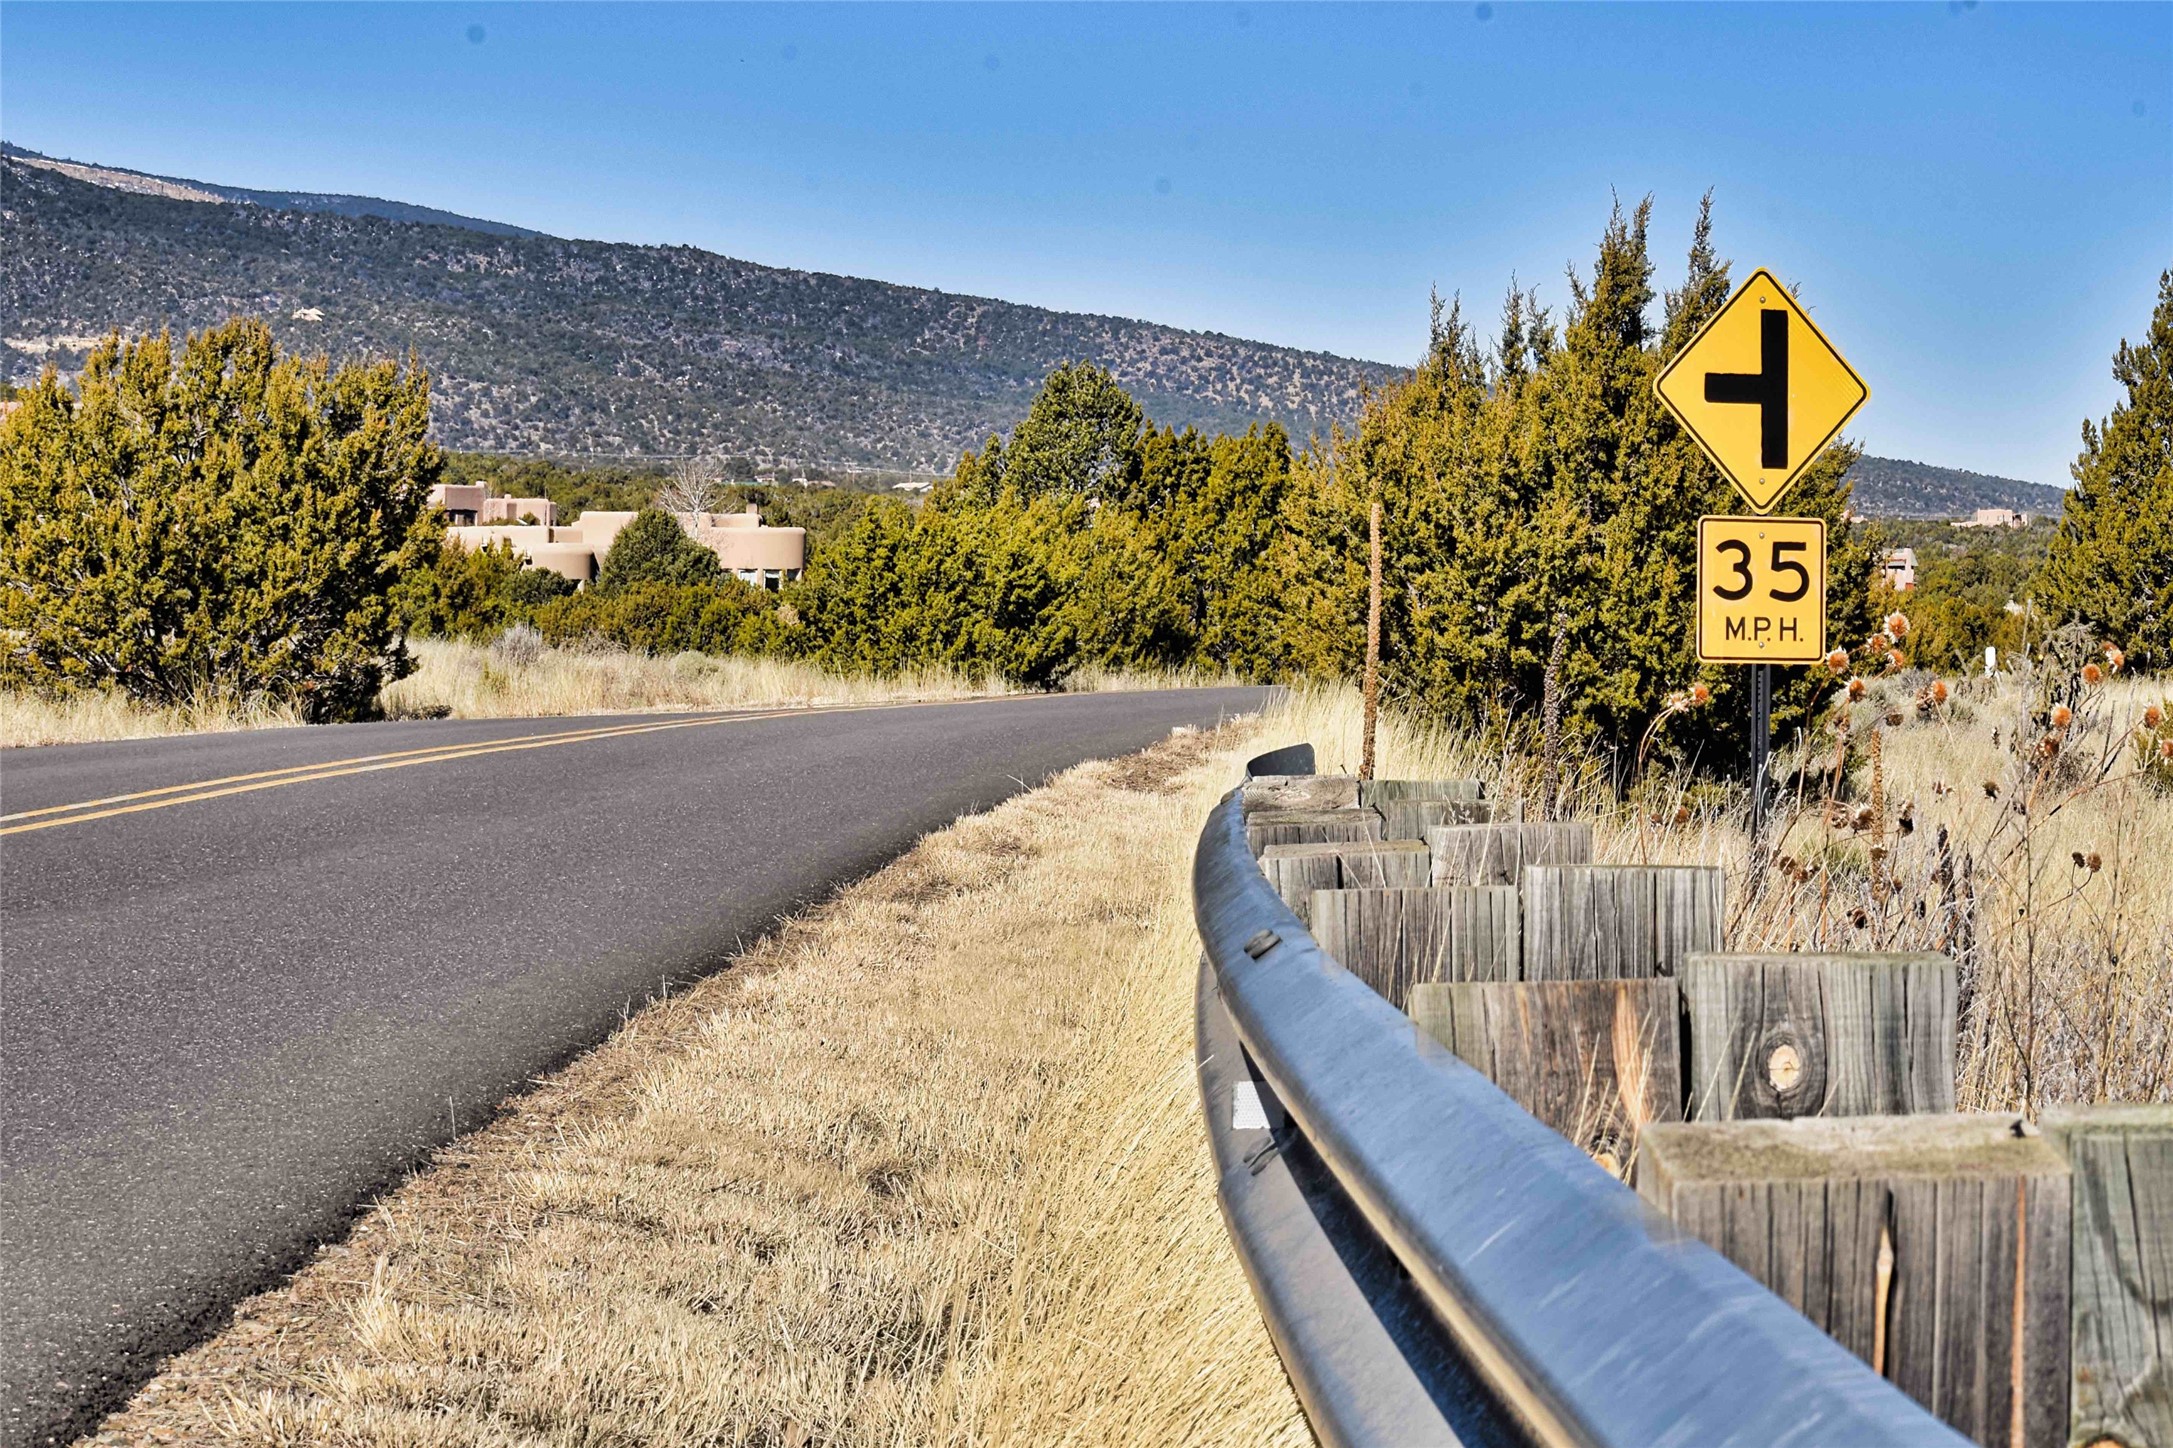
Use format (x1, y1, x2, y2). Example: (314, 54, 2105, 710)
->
(1697, 515, 1827, 664)
(1656, 268, 1868, 514)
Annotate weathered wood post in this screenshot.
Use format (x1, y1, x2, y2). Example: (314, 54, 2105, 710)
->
(1637, 1114, 2072, 1448)
(1244, 808, 1382, 855)
(1257, 840, 1430, 923)
(1312, 885, 1518, 1007)
(1426, 821, 1591, 887)
(1359, 779, 1487, 807)
(2042, 1106, 2173, 1448)
(1679, 952, 1957, 1120)
(1239, 774, 1361, 813)
(1410, 978, 1681, 1177)
(1359, 778, 1490, 841)
(1521, 864, 1724, 980)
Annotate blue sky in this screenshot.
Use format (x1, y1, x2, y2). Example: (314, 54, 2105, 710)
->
(4, 3, 2168, 485)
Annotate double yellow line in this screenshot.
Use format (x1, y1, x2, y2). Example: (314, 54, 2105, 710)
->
(1, 710, 783, 837)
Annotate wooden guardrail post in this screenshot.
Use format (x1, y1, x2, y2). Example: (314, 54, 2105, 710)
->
(1410, 978, 1680, 1178)
(1312, 885, 1517, 1007)
(1679, 952, 1956, 1120)
(1258, 840, 1430, 924)
(1637, 1114, 2072, 1447)
(1376, 797, 1491, 841)
(2042, 1106, 2173, 1448)
(1521, 864, 1723, 980)
(1245, 807, 1382, 855)
(1359, 778, 1486, 808)
(1426, 821, 1591, 887)
(1241, 775, 1361, 812)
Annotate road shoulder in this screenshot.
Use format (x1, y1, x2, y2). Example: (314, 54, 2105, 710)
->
(85, 722, 1305, 1447)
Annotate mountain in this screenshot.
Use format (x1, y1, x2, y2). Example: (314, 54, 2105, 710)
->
(0, 151, 1399, 472)
(1842, 455, 2065, 520)
(1, 145, 541, 238)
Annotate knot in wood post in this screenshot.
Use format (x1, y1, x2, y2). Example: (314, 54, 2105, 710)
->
(1765, 1040, 1804, 1094)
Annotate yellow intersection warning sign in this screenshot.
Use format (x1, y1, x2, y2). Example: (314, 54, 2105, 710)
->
(1656, 268, 1868, 514)
(1697, 515, 1827, 664)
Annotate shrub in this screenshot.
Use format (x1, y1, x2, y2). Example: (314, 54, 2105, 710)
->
(596, 509, 722, 588)
(489, 624, 546, 668)
(532, 580, 794, 657)
(0, 321, 440, 721)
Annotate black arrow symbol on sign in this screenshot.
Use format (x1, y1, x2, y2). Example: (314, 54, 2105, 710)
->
(1705, 308, 1789, 469)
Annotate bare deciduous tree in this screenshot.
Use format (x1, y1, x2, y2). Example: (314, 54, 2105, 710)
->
(656, 455, 723, 517)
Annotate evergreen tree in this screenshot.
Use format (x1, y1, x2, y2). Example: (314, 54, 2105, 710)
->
(1169, 424, 1295, 677)
(0, 320, 440, 720)
(938, 361, 1147, 509)
(2039, 269, 2173, 669)
(595, 508, 723, 588)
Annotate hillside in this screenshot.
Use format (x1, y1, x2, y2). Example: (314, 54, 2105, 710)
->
(1843, 455, 2063, 519)
(0, 154, 1398, 471)
(1, 145, 542, 238)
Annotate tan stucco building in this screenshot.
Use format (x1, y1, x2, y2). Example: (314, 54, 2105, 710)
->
(432, 491, 804, 589)
(680, 508, 806, 589)
(427, 484, 559, 528)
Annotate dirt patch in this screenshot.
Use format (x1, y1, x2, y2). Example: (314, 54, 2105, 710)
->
(1098, 725, 1222, 794)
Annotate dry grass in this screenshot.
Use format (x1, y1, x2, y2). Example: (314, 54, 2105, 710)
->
(1749, 666, 2173, 1110)
(3, 636, 1232, 749)
(86, 720, 1306, 1448)
(381, 636, 1012, 721)
(0, 688, 309, 749)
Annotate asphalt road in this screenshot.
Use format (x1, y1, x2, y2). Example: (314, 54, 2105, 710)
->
(0, 688, 1268, 1446)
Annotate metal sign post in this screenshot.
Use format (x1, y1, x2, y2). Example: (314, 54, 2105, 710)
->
(1749, 661, 1771, 838)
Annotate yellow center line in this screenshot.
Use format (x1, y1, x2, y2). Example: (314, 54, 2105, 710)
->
(0, 709, 805, 837)
(0, 714, 754, 824)
(0, 689, 1128, 839)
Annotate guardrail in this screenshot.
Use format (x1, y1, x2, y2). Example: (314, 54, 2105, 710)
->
(1193, 746, 1967, 1448)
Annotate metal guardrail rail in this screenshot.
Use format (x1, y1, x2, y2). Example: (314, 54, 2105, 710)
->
(1193, 746, 1970, 1448)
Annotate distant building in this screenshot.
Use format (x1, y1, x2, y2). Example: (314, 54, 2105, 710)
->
(676, 506, 806, 590)
(430, 494, 802, 589)
(443, 512, 638, 584)
(427, 483, 557, 528)
(1881, 548, 1918, 592)
(1957, 507, 2028, 529)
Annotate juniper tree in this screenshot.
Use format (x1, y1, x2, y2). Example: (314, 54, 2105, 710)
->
(2039, 269, 2173, 669)
(595, 508, 722, 588)
(0, 320, 441, 720)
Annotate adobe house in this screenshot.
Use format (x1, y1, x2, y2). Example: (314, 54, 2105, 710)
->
(426, 483, 558, 528)
(1881, 547, 1918, 592)
(431, 491, 803, 589)
(678, 507, 806, 590)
